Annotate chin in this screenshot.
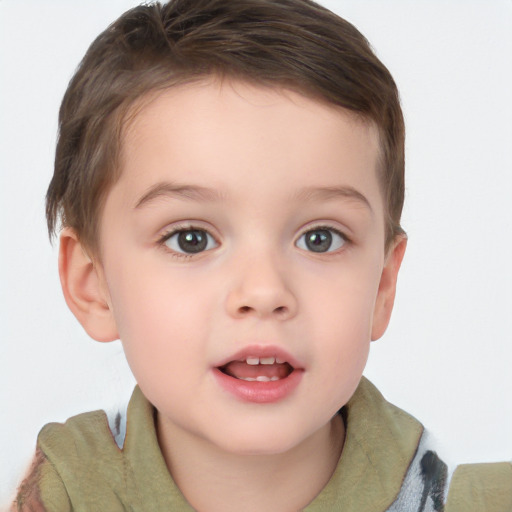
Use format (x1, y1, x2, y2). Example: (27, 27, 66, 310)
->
(211, 426, 310, 457)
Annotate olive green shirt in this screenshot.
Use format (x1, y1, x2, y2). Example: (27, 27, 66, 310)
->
(33, 378, 511, 511)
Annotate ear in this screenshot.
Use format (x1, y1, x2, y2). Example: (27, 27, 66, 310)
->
(58, 228, 119, 342)
(371, 235, 407, 341)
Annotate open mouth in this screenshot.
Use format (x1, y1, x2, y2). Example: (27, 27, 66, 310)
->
(214, 350, 303, 402)
(218, 356, 295, 382)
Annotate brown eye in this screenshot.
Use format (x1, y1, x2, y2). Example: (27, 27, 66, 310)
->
(296, 228, 346, 253)
(165, 229, 217, 254)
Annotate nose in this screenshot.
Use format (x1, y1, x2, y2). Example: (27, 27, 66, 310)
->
(225, 252, 298, 320)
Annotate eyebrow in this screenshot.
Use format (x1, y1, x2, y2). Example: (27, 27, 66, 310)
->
(134, 181, 224, 209)
(294, 186, 373, 214)
(134, 181, 372, 213)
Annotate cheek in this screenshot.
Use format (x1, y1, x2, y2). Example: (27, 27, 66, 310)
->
(306, 260, 381, 338)
(303, 261, 380, 391)
(106, 262, 213, 379)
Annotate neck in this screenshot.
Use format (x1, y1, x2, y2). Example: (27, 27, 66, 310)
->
(157, 413, 345, 512)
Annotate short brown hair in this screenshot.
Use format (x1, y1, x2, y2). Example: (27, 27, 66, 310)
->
(46, 0, 405, 253)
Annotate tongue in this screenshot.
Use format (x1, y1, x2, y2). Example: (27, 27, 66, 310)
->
(222, 361, 292, 380)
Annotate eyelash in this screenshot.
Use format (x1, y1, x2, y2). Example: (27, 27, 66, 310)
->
(156, 223, 350, 258)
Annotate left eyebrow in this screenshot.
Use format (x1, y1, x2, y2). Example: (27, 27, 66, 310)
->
(134, 181, 224, 209)
(293, 185, 373, 214)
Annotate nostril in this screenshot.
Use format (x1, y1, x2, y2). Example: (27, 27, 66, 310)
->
(234, 304, 291, 317)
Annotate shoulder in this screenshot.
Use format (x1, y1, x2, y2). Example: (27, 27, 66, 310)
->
(328, 378, 512, 512)
(445, 461, 512, 512)
(38, 407, 119, 460)
(13, 393, 133, 511)
(37, 403, 133, 509)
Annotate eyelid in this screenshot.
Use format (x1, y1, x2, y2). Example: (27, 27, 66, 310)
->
(296, 223, 349, 240)
(157, 220, 217, 240)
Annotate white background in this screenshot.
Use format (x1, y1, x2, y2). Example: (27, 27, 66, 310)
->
(1, 0, 511, 505)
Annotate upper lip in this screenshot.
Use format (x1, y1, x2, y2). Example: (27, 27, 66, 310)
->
(214, 345, 305, 370)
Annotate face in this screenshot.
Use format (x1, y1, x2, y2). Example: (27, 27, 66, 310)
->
(96, 79, 395, 455)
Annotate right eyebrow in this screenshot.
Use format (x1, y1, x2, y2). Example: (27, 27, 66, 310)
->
(134, 181, 224, 209)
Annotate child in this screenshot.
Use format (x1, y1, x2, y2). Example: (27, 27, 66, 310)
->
(10, 0, 511, 510)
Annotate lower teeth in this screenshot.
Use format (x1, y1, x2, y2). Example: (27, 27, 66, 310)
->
(239, 376, 280, 382)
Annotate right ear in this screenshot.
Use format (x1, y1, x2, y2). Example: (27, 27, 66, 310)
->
(58, 228, 119, 342)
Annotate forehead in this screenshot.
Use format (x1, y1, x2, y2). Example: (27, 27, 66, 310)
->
(113, 79, 383, 218)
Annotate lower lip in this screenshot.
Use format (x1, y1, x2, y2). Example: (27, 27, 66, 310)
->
(213, 367, 303, 403)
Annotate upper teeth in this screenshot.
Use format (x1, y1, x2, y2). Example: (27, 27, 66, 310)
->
(245, 357, 278, 365)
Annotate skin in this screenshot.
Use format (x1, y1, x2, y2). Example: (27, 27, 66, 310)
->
(59, 79, 406, 511)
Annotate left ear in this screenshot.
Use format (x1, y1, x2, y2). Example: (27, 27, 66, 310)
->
(371, 235, 407, 341)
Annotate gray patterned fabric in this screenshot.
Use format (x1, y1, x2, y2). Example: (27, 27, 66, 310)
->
(387, 432, 448, 512)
